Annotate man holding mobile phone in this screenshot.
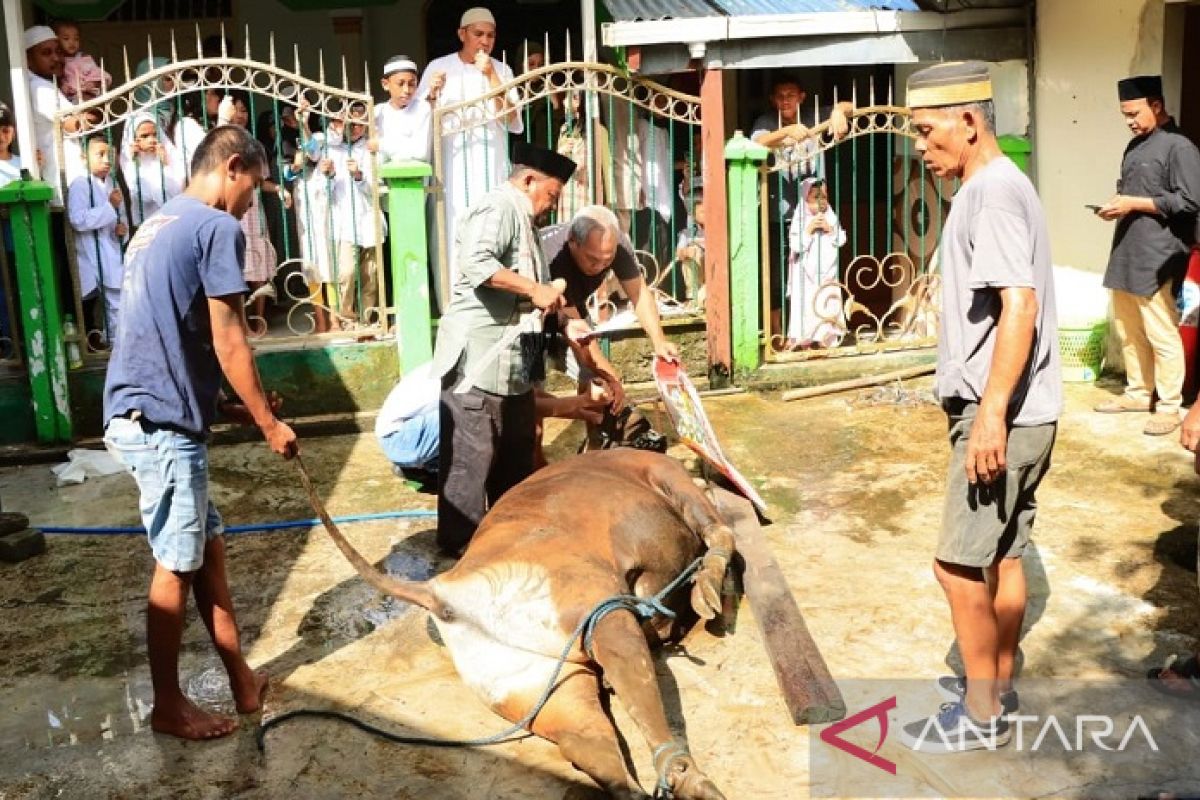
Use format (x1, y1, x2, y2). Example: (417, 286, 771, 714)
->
(1094, 75, 1200, 436)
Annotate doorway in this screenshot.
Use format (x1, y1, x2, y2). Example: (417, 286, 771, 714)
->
(1180, 3, 1200, 145)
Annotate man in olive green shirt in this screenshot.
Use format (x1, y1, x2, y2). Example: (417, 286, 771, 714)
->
(431, 143, 575, 555)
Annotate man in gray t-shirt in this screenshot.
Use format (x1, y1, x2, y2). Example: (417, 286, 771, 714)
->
(898, 61, 1061, 755)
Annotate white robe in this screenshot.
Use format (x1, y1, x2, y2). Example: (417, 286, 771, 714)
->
(375, 99, 433, 165)
(786, 205, 847, 347)
(327, 134, 386, 248)
(28, 74, 83, 207)
(638, 117, 673, 221)
(68, 173, 127, 339)
(119, 126, 183, 228)
(418, 52, 522, 282)
(292, 139, 334, 285)
(171, 116, 209, 184)
(609, 99, 642, 211)
(67, 173, 126, 297)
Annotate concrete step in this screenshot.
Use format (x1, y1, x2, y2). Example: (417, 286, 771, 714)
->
(0, 528, 46, 563)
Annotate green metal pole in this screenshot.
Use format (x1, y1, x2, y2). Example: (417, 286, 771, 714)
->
(0, 180, 72, 441)
(380, 161, 434, 373)
(725, 132, 768, 372)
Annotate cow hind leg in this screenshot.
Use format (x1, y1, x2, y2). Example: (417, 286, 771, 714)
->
(589, 611, 727, 800)
(522, 667, 650, 800)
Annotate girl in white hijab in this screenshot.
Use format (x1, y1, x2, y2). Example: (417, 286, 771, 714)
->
(786, 177, 847, 350)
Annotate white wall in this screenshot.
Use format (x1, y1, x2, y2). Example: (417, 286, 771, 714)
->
(1034, 0, 1178, 273)
(235, 4, 434, 105)
(895, 59, 1030, 137)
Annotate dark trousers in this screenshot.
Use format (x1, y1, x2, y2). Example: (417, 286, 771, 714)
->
(436, 372, 536, 553)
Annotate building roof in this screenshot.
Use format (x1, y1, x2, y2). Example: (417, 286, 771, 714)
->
(602, 0, 920, 21)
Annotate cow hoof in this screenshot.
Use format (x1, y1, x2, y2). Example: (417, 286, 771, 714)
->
(665, 757, 726, 800)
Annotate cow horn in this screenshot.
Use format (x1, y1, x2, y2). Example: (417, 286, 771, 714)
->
(295, 457, 436, 610)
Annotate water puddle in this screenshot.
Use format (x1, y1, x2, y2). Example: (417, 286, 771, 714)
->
(0, 673, 152, 758)
(299, 540, 439, 642)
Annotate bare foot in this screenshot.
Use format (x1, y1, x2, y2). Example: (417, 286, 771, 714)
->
(233, 669, 270, 713)
(150, 698, 238, 740)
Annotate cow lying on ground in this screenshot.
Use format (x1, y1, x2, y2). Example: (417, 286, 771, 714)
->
(321, 448, 734, 799)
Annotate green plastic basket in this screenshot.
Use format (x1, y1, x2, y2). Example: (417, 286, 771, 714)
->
(1059, 322, 1108, 382)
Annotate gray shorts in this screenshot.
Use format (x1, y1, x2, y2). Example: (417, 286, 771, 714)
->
(936, 400, 1056, 568)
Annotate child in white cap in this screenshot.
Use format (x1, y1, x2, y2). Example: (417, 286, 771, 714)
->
(375, 55, 444, 165)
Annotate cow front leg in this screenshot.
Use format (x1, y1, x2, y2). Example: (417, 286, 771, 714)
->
(643, 457, 736, 620)
(523, 666, 650, 800)
(589, 611, 727, 800)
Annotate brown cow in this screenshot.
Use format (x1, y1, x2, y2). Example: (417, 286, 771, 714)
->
(320, 448, 734, 799)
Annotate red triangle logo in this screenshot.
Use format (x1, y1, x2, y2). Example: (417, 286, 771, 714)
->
(818, 696, 898, 775)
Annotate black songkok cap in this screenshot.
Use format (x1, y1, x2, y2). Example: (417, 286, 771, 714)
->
(512, 142, 576, 183)
(1117, 75, 1163, 102)
(907, 61, 993, 109)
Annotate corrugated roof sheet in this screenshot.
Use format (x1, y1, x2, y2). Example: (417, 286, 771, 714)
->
(603, 0, 920, 21)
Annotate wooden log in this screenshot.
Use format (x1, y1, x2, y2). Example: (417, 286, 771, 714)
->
(780, 363, 934, 403)
(709, 487, 846, 725)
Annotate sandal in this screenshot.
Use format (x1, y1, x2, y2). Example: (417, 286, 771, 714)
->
(1147, 653, 1200, 700)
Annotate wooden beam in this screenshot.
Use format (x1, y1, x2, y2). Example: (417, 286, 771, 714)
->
(781, 363, 935, 403)
(701, 67, 731, 386)
(709, 486, 846, 725)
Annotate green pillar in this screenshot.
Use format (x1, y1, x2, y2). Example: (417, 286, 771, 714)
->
(380, 161, 434, 373)
(0, 180, 72, 442)
(724, 132, 769, 373)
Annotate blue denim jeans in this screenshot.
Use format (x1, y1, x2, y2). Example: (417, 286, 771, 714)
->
(377, 405, 440, 473)
(104, 416, 223, 572)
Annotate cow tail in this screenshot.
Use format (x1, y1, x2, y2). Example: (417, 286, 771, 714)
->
(296, 456, 436, 610)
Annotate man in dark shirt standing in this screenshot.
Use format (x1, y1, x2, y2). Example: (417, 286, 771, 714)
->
(1095, 75, 1200, 436)
(103, 126, 298, 740)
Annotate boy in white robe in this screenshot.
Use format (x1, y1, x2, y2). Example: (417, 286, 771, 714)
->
(286, 112, 334, 333)
(68, 137, 128, 341)
(375, 55, 443, 165)
(324, 103, 387, 326)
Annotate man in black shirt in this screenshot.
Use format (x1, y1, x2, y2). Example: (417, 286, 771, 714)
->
(539, 205, 681, 411)
(1096, 75, 1200, 436)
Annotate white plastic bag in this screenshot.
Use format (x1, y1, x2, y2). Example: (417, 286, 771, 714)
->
(51, 449, 125, 486)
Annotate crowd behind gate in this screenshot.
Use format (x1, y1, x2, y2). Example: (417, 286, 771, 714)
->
(0, 9, 717, 359)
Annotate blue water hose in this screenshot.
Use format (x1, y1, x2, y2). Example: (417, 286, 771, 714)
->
(40, 509, 436, 536)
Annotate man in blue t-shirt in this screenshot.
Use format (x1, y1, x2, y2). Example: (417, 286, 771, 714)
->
(103, 125, 298, 741)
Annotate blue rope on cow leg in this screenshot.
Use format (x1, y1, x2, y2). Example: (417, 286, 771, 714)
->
(257, 556, 707, 754)
(652, 740, 691, 799)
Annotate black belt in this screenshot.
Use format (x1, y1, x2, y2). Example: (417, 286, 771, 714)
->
(115, 410, 205, 441)
(941, 396, 976, 415)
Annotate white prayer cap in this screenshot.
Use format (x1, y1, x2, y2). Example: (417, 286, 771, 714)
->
(23, 26, 57, 51)
(460, 7, 496, 28)
(382, 56, 419, 77)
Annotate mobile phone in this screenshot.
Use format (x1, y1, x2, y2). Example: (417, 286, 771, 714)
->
(1085, 204, 1102, 213)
